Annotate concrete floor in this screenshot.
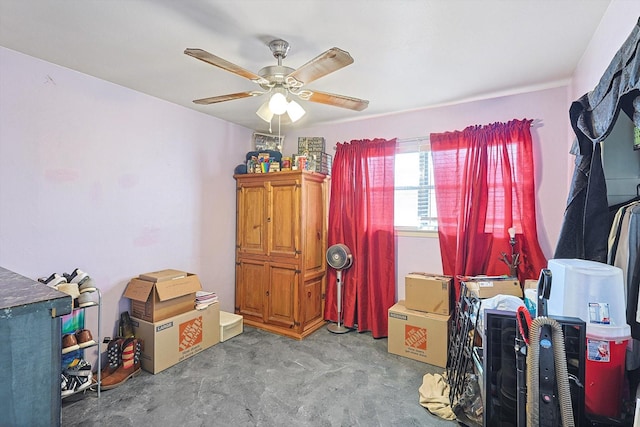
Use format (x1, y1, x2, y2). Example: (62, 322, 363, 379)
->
(62, 325, 458, 426)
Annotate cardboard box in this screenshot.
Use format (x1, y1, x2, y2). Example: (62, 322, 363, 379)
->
(388, 301, 450, 367)
(139, 269, 187, 282)
(524, 279, 538, 290)
(405, 273, 453, 315)
(297, 136, 326, 153)
(219, 311, 243, 342)
(124, 269, 202, 322)
(464, 277, 522, 299)
(132, 303, 220, 374)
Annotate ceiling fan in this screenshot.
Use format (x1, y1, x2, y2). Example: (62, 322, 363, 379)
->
(184, 39, 369, 123)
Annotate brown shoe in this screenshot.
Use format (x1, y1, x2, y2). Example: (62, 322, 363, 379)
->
(100, 338, 142, 390)
(75, 329, 96, 349)
(93, 364, 118, 386)
(62, 334, 80, 354)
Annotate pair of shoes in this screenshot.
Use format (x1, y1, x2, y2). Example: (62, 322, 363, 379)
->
(100, 337, 142, 390)
(64, 268, 97, 293)
(65, 268, 100, 308)
(39, 273, 80, 300)
(62, 329, 96, 353)
(62, 359, 93, 397)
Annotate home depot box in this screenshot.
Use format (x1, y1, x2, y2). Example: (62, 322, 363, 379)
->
(388, 301, 450, 367)
(464, 277, 522, 299)
(132, 302, 220, 374)
(405, 273, 453, 315)
(124, 269, 202, 322)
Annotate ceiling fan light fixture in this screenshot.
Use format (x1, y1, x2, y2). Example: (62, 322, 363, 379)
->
(268, 91, 288, 115)
(287, 100, 306, 123)
(256, 101, 274, 122)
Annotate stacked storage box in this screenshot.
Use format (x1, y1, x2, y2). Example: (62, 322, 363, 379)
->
(297, 137, 332, 175)
(387, 274, 453, 367)
(124, 269, 220, 374)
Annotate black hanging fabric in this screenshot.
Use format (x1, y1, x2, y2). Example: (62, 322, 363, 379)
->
(555, 18, 640, 261)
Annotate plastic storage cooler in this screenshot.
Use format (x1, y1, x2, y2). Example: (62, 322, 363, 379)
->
(547, 258, 631, 419)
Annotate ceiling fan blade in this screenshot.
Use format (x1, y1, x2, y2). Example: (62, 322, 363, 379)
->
(185, 48, 269, 86)
(193, 91, 262, 105)
(285, 47, 354, 88)
(301, 90, 369, 111)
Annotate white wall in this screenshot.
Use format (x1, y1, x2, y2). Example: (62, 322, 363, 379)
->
(0, 47, 252, 367)
(286, 86, 572, 299)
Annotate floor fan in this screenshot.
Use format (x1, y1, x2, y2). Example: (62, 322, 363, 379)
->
(326, 243, 353, 334)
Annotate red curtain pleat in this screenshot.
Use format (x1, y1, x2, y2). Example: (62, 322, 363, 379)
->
(430, 119, 547, 301)
(324, 138, 396, 338)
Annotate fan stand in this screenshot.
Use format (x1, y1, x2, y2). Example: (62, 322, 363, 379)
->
(327, 270, 351, 334)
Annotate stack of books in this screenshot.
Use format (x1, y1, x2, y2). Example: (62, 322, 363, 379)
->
(195, 291, 218, 310)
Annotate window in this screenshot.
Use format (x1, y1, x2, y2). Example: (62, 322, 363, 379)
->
(394, 138, 438, 232)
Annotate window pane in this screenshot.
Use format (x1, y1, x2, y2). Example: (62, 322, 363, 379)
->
(394, 147, 438, 232)
(395, 152, 420, 187)
(395, 189, 419, 227)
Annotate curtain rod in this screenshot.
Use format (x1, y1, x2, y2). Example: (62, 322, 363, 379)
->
(397, 136, 430, 144)
(331, 136, 430, 150)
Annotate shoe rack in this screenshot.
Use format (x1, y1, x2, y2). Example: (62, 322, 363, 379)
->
(61, 289, 102, 399)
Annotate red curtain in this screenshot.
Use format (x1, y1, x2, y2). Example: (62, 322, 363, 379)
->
(324, 138, 396, 338)
(430, 119, 547, 301)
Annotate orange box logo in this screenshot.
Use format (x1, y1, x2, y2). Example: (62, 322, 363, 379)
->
(405, 325, 427, 350)
(179, 316, 203, 352)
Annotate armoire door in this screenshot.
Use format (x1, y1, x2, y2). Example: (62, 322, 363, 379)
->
(237, 181, 268, 256)
(266, 262, 297, 327)
(269, 179, 300, 259)
(236, 259, 267, 320)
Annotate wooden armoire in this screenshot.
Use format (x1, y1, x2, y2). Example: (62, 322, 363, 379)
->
(234, 170, 328, 339)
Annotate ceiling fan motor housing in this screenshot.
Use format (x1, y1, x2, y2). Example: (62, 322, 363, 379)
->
(269, 39, 290, 60)
(326, 244, 353, 270)
(258, 65, 295, 89)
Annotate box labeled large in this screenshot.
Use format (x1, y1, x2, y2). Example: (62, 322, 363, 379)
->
(405, 273, 452, 315)
(388, 301, 450, 367)
(464, 277, 522, 299)
(124, 269, 202, 322)
(132, 303, 220, 374)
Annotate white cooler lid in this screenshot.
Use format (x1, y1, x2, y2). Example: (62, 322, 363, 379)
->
(586, 323, 631, 342)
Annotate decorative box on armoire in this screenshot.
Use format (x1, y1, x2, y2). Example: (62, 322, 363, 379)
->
(0, 267, 72, 427)
(234, 170, 328, 339)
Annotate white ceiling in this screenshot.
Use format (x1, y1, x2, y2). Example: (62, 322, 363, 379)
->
(0, 0, 611, 133)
